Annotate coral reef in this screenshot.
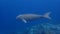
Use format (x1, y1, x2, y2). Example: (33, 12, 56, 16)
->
(27, 23, 60, 34)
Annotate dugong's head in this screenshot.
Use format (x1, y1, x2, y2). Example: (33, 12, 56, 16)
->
(16, 15, 28, 23)
(16, 15, 23, 20)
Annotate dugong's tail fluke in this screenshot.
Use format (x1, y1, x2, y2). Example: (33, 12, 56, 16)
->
(43, 12, 51, 19)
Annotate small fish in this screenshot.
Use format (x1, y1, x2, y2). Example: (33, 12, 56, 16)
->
(16, 12, 51, 23)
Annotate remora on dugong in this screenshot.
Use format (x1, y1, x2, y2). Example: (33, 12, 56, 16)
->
(16, 12, 51, 23)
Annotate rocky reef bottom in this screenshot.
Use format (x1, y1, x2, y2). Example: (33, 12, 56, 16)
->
(26, 23, 60, 34)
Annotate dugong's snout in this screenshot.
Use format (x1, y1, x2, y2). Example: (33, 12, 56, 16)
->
(16, 16, 18, 19)
(16, 16, 20, 19)
(16, 15, 22, 20)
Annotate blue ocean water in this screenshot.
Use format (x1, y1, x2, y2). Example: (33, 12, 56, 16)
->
(0, 0, 60, 34)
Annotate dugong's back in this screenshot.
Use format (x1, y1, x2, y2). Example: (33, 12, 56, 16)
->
(19, 14, 41, 20)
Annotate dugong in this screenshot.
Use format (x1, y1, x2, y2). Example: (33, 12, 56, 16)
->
(16, 12, 51, 23)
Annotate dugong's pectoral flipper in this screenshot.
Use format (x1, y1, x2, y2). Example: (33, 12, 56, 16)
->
(22, 19, 27, 23)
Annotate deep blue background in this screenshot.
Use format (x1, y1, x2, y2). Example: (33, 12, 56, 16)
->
(0, 0, 60, 34)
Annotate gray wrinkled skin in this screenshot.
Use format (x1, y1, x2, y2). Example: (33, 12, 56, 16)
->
(16, 12, 51, 23)
(16, 14, 42, 20)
